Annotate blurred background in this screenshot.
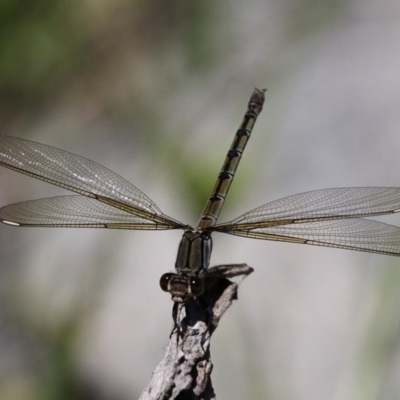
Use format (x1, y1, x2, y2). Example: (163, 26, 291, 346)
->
(1, 0, 400, 399)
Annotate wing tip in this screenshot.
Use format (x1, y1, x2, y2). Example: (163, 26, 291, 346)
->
(1, 219, 21, 226)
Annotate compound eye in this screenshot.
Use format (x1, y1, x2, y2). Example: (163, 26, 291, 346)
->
(190, 277, 204, 297)
(160, 273, 174, 292)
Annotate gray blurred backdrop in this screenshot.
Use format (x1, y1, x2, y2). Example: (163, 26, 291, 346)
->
(1, 1, 400, 399)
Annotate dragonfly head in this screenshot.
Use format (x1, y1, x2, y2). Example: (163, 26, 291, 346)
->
(159, 273, 204, 303)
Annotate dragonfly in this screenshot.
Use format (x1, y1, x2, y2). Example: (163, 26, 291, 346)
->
(1, 88, 400, 303)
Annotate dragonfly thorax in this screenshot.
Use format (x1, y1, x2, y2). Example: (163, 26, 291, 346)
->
(175, 229, 213, 275)
(159, 230, 212, 302)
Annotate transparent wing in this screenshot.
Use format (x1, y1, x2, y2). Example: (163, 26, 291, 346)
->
(216, 188, 400, 227)
(213, 188, 400, 256)
(220, 218, 400, 256)
(0, 196, 180, 229)
(0, 135, 184, 228)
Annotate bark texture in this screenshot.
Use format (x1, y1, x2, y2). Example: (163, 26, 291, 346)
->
(140, 264, 253, 400)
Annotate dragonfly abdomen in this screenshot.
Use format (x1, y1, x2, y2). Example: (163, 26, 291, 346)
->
(197, 88, 266, 230)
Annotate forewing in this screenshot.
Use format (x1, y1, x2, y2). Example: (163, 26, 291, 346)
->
(213, 187, 400, 256)
(216, 188, 400, 228)
(0, 135, 184, 227)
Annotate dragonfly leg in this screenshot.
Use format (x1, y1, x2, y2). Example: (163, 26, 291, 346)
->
(170, 302, 184, 338)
